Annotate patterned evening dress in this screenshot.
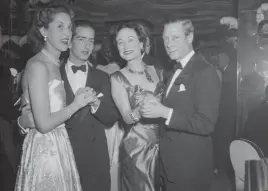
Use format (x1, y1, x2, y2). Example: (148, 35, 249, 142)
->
(15, 79, 82, 191)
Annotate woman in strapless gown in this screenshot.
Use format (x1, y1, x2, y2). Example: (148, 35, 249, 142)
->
(110, 21, 165, 191)
(16, 80, 83, 191)
(15, 5, 92, 191)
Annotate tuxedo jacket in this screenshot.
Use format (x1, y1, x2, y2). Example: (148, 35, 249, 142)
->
(160, 53, 221, 186)
(60, 63, 119, 191)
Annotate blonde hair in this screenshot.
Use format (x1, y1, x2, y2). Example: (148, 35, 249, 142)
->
(164, 18, 194, 36)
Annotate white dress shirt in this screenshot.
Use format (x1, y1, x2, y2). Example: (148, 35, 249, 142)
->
(65, 60, 88, 94)
(65, 60, 99, 113)
(165, 50, 195, 125)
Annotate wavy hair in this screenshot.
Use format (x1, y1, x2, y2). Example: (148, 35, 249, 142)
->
(27, 3, 74, 53)
(113, 21, 149, 52)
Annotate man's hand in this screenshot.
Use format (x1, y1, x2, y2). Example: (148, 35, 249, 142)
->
(140, 101, 170, 119)
(20, 103, 35, 129)
(84, 87, 99, 106)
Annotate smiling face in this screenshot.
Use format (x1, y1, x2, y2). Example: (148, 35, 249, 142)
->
(40, 12, 72, 52)
(69, 26, 95, 62)
(162, 22, 193, 62)
(116, 27, 143, 62)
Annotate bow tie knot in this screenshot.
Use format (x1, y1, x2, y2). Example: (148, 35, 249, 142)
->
(71, 65, 86, 73)
(173, 62, 183, 72)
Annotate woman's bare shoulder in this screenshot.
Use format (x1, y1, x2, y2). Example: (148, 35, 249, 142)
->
(25, 53, 47, 71)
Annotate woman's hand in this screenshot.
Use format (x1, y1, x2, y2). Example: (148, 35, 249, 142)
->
(74, 87, 97, 108)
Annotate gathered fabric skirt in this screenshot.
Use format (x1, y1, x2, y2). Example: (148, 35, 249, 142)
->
(15, 126, 82, 191)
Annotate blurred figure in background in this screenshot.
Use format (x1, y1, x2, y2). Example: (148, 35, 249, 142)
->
(0, 65, 21, 191)
(242, 85, 268, 157)
(96, 36, 123, 74)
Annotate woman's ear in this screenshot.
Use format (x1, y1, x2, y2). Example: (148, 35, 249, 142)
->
(140, 42, 144, 50)
(39, 27, 47, 40)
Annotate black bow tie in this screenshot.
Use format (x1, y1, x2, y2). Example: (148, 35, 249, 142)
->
(173, 62, 183, 72)
(71, 65, 86, 73)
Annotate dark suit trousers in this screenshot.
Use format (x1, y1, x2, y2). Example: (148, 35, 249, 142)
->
(67, 125, 110, 191)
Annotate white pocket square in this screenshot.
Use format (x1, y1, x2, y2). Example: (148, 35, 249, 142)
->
(178, 84, 186, 92)
(97, 92, 104, 98)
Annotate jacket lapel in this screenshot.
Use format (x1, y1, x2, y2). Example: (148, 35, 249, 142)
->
(60, 63, 74, 106)
(164, 54, 195, 100)
(85, 62, 93, 87)
(78, 62, 94, 121)
(163, 53, 211, 102)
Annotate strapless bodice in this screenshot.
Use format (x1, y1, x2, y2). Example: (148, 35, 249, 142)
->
(48, 79, 66, 113)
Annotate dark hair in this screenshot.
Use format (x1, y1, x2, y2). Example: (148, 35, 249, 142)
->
(113, 21, 149, 52)
(28, 4, 74, 53)
(72, 19, 94, 38)
(0, 65, 10, 80)
(101, 37, 116, 63)
(258, 20, 268, 35)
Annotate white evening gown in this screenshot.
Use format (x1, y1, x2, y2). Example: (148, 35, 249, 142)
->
(15, 79, 82, 191)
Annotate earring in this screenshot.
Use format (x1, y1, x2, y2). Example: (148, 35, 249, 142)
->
(44, 36, 47, 41)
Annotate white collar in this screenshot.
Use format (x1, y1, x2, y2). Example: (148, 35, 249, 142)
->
(67, 59, 88, 67)
(142, 52, 147, 59)
(179, 50, 195, 68)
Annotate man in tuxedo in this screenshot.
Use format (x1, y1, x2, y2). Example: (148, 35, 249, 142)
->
(18, 19, 119, 191)
(140, 18, 221, 191)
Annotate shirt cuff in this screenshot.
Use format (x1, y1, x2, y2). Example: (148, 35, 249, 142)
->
(17, 116, 29, 134)
(165, 108, 173, 126)
(91, 99, 101, 114)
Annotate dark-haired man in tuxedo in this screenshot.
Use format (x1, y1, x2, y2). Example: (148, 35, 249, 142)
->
(18, 19, 119, 191)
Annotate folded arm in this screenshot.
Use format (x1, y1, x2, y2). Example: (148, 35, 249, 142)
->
(110, 75, 140, 125)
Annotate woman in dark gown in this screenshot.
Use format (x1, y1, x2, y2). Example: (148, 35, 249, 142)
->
(110, 21, 164, 191)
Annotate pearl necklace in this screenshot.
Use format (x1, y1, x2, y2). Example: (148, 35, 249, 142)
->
(41, 49, 60, 67)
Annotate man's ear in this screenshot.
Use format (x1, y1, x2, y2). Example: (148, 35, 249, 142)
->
(187, 32, 194, 44)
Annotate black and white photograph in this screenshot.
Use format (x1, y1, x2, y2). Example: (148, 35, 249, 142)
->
(1, 0, 268, 191)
